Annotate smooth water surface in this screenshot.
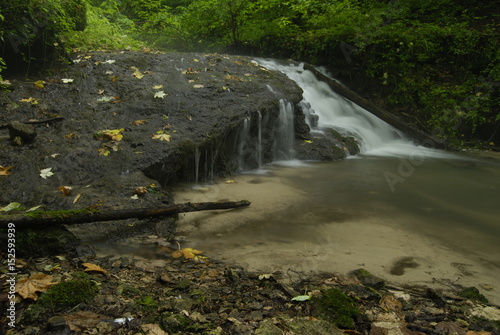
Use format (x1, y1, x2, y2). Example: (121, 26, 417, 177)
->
(174, 152, 500, 304)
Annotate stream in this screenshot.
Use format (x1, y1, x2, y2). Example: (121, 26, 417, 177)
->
(173, 60, 500, 305)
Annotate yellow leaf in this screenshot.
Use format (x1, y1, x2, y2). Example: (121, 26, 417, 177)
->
(152, 133, 171, 141)
(304, 140, 313, 143)
(16, 274, 58, 301)
(34, 80, 45, 88)
(171, 248, 203, 259)
(98, 128, 125, 141)
(133, 69, 145, 79)
(132, 119, 146, 126)
(0, 165, 14, 176)
(65, 133, 76, 140)
(82, 262, 109, 274)
(226, 180, 236, 184)
(152, 85, 163, 89)
(19, 97, 39, 105)
(98, 148, 110, 156)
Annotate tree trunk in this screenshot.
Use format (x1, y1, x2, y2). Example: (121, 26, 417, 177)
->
(302, 64, 447, 149)
(0, 200, 251, 229)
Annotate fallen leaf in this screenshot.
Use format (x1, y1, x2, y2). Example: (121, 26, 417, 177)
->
(135, 186, 148, 195)
(82, 262, 108, 274)
(171, 248, 203, 259)
(40, 167, 55, 179)
(152, 85, 163, 89)
(0, 202, 22, 212)
(65, 133, 76, 140)
(61, 78, 74, 83)
(97, 89, 105, 95)
(97, 128, 125, 141)
(16, 274, 58, 301)
(104, 59, 116, 64)
(258, 274, 272, 280)
(26, 205, 43, 212)
(0, 165, 14, 176)
(97, 96, 115, 103)
(193, 84, 204, 89)
(130, 194, 139, 200)
(34, 80, 45, 88)
(132, 68, 145, 79)
(225, 180, 236, 184)
(98, 148, 110, 156)
(152, 133, 171, 141)
(291, 295, 312, 301)
(73, 193, 81, 204)
(132, 120, 146, 126)
(304, 140, 313, 143)
(193, 59, 200, 62)
(59, 186, 72, 196)
(154, 90, 167, 99)
(19, 97, 39, 105)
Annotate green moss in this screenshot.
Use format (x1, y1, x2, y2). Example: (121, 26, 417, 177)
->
(312, 288, 360, 329)
(136, 296, 158, 310)
(459, 287, 488, 304)
(24, 208, 94, 220)
(38, 279, 99, 309)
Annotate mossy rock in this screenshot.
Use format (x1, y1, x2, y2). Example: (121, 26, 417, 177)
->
(39, 279, 98, 309)
(15, 226, 81, 258)
(312, 288, 360, 329)
(21, 278, 98, 324)
(459, 287, 488, 304)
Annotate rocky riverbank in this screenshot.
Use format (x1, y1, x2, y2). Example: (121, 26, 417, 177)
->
(1, 241, 500, 335)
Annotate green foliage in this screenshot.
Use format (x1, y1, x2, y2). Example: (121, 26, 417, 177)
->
(312, 288, 360, 329)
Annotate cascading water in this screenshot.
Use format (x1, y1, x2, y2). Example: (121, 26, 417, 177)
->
(273, 99, 295, 161)
(257, 59, 446, 158)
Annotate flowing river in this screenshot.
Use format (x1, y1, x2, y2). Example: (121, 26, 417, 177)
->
(173, 60, 500, 305)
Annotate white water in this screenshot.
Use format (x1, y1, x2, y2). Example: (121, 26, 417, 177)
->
(257, 59, 452, 158)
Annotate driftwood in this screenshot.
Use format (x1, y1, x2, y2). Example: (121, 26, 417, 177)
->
(303, 64, 447, 149)
(0, 200, 251, 229)
(0, 117, 64, 130)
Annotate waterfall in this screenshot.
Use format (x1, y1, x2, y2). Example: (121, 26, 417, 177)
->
(273, 99, 295, 161)
(257, 59, 445, 158)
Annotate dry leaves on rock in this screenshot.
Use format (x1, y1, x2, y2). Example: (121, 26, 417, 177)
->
(172, 248, 203, 260)
(82, 262, 109, 275)
(0, 165, 14, 176)
(152, 133, 171, 141)
(16, 274, 58, 301)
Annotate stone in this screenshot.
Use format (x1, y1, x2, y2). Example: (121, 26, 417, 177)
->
(7, 121, 37, 144)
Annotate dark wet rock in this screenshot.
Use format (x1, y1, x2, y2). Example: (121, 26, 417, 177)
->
(16, 226, 80, 258)
(7, 121, 37, 144)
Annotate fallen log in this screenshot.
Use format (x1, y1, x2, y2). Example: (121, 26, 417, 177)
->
(0, 200, 251, 229)
(302, 64, 447, 149)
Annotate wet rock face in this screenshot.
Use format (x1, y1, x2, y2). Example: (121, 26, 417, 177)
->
(0, 51, 301, 209)
(0, 50, 353, 210)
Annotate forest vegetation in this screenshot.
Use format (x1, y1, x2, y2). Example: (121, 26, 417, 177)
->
(1, 0, 499, 148)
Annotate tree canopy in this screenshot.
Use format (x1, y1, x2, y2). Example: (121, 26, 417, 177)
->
(1, 0, 499, 148)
